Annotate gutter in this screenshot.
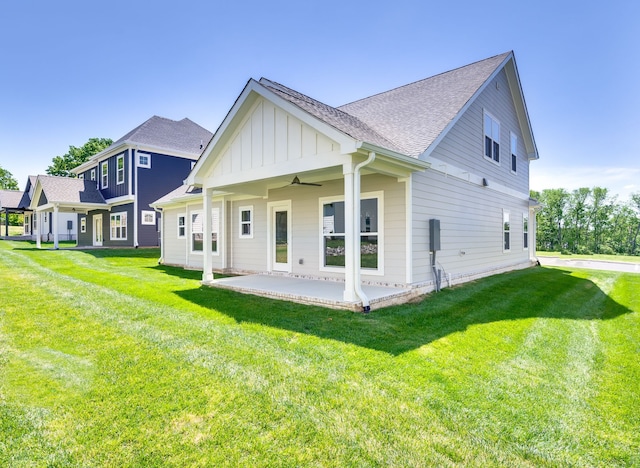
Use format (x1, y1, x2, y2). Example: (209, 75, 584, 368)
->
(353, 151, 376, 312)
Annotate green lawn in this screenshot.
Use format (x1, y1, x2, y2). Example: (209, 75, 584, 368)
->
(1, 241, 638, 467)
(537, 250, 640, 264)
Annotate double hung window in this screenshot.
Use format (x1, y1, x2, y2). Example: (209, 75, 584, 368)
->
(110, 212, 127, 240)
(484, 111, 500, 163)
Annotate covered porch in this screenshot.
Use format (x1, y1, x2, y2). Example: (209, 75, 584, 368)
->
(205, 273, 419, 311)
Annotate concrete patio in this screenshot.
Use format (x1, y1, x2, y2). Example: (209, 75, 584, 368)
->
(203, 274, 420, 311)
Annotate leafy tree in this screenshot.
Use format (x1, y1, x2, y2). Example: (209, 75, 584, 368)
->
(0, 165, 19, 190)
(46, 137, 113, 177)
(536, 188, 568, 251)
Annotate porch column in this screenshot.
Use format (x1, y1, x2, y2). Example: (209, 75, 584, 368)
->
(35, 211, 41, 249)
(53, 205, 59, 249)
(202, 187, 214, 282)
(220, 197, 226, 271)
(343, 163, 357, 302)
(4, 210, 8, 237)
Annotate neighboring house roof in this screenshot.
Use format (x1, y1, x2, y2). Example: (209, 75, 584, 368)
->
(72, 116, 214, 174)
(0, 190, 25, 210)
(151, 184, 203, 207)
(111, 115, 214, 156)
(30, 175, 107, 209)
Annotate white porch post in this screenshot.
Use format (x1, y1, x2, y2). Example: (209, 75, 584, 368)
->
(202, 187, 214, 282)
(220, 197, 226, 271)
(53, 205, 59, 249)
(36, 211, 41, 249)
(343, 162, 357, 302)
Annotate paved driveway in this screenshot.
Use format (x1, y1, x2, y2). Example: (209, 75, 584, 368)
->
(538, 256, 640, 274)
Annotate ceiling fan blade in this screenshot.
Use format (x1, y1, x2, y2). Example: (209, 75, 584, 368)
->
(290, 176, 322, 187)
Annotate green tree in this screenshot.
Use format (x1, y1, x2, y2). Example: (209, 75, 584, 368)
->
(566, 188, 591, 253)
(536, 188, 568, 251)
(0, 165, 19, 190)
(629, 193, 640, 255)
(46, 137, 113, 177)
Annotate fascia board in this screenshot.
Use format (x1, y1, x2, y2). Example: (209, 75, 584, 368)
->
(504, 58, 539, 161)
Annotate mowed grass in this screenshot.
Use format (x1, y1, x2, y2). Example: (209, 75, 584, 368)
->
(0, 241, 638, 467)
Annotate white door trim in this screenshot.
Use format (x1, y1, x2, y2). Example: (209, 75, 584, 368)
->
(93, 214, 103, 246)
(267, 200, 292, 272)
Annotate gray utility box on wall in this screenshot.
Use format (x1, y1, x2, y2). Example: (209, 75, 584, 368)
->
(429, 219, 441, 252)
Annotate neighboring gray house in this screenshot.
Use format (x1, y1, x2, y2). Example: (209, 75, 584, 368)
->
(0, 178, 78, 242)
(153, 51, 539, 310)
(29, 116, 213, 248)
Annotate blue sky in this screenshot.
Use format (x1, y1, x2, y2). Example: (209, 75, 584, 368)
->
(1, 0, 638, 200)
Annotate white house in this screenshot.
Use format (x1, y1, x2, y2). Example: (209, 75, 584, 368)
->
(152, 51, 539, 311)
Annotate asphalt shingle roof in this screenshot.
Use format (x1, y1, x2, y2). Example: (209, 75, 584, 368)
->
(260, 52, 510, 157)
(110, 116, 213, 156)
(36, 175, 106, 205)
(0, 190, 25, 210)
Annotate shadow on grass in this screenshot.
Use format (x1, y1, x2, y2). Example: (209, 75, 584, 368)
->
(173, 266, 634, 355)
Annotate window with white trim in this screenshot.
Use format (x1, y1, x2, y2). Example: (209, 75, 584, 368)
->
(80, 217, 86, 233)
(101, 161, 108, 188)
(321, 194, 382, 271)
(510, 132, 518, 173)
(484, 111, 500, 163)
(177, 214, 186, 238)
(523, 212, 529, 249)
(90, 168, 96, 181)
(110, 212, 127, 240)
(117, 154, 125, 184)
(79, 174, 84, 180)
(141, 210, 156, 225)
(239, 206, 253, 238)
(138, 153, 151, 168)
(503, 210, 510, 252)
(191, 209, 219, 253)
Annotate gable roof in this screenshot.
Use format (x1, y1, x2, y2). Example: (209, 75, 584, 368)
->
(72, 116, 214, 174)
(338, 52, 511, 156)
(0, 190, 25, 210)
(110, 115, 214, 156)
(30, 175, 106, 209)
(258, 79, 406, 153)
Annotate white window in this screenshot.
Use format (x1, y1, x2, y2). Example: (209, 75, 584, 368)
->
(523, 212, 529, 250)
(191, 209, 219, 253)
(90, 168, 96, 181)
(177, 214, 186, 238)
(320, 193, 383, 273)
(117, 154, 125, 184)
(239, 206, 253, 238)
(101, 161, 108, 189)
(110, 212, 127, 240)
(503, 210, 510, 252)
(80, 217, 86, 233)
(78, 174, 84, 180)
(141, 210, 156, 225)
(510, 132, 518, 173)
(138, 153, 151, 168)
(484, 111, 500, 163)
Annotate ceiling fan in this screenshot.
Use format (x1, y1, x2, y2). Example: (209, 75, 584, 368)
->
(288, 175, 322, 187)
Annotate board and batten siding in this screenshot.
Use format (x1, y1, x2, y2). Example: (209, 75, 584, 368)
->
(208, 97, 340, 183)
(412, 68, 533, 286)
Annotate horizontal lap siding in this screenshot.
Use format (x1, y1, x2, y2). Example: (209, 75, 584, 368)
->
(412, 70, 532, 284)
(162, 208, 187, 266)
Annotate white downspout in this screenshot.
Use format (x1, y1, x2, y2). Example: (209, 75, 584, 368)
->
(133, 149, 139, 248)
(353, 151, 376, 312)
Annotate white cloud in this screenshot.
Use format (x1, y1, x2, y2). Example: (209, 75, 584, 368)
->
(530, 164, 640, 201)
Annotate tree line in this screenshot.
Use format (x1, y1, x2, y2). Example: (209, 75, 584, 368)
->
(531, 188, 640, 256)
